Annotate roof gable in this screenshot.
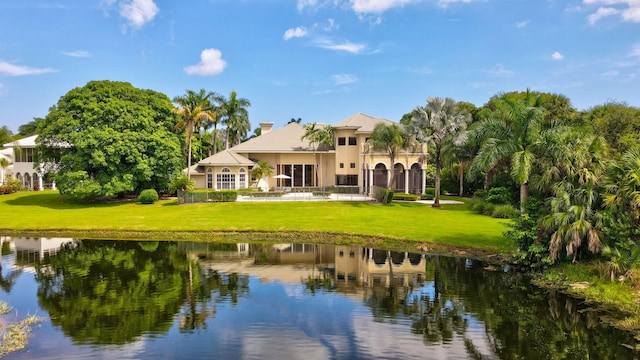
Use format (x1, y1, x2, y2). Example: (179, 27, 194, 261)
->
(231, 122, 316, 153)
(333, 113, 394, 133)
(197, 149, 254, 166)
(3, 134, 37, 148)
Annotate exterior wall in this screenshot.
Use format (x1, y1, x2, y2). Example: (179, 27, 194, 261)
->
(203, 165, 250, 190)
(191, 174, 206, 189)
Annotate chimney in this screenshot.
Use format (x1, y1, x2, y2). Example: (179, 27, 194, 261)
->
(259, 122, 274, 135)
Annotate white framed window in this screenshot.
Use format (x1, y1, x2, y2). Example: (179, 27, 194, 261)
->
(217, 168, 235, 190)
(239, 168, 246, 189)
(207, 169, 213, 189)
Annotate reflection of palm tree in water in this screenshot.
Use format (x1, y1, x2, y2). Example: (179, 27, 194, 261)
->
(0, 267, 22, 292)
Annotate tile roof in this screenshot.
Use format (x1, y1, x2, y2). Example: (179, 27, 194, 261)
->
(230, 122, 317, 153)
(197, 149, 255, 166)
(2, 134, 37, 148)
(332, 113, 394, 133)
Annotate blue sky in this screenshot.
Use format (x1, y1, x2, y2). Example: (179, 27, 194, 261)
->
(0, 0, 639, 133)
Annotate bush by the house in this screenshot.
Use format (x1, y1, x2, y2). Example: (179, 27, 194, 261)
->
(491, 204, 519, 218)
(421, 187, 436, 200)
(139, 189, 159, 204)
(182, 189, 238, 203)
(486, 187, 513, 205)
(393, 193, 419, 201)
(0, 179, 25, 195)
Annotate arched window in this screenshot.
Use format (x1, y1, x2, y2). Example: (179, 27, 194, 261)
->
(16, 173, 23, 182)
(239, 168, 247, 189)
(217, 168, 235, 190)
(206, 169, 213, 189)
(24, 173, 32, 190)
(393, 163, 405, 192)
(33, 173, 40, 191)
(373, 163, 387, 187)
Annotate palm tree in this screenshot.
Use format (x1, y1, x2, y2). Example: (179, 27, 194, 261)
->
(411, 97, 470, 207)
(603, 148, 640, 218)
(0, 158, 9, 185)
(470, 90, 548, 213)
(214, 91, 251, 149)
(302, 123, 334, 189)
(173, 89, 217, 179)
(367, 123, 408, 203)
(251, 160, 273, 191)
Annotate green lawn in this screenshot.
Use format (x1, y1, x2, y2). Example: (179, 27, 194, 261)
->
(0, 191, 513, 253)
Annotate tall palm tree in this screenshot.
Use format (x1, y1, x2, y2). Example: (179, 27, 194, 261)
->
(603, 148, 640, 218)
(0, 157, 9, 185)
(470, 90, 548, 213)
(214, 91, 251, 149)
(366, 123, 407, 203)
(173, 89, 217, 178)
(411, 97, 470, 207)
(302, 123, 334, 189)
(301, 123, 320, 187)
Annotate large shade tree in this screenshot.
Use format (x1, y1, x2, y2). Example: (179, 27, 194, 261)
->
(214, 90, 251, 149)
(36, 80, 182, 199)
(173, 89, 217, 178)
(411, 97, 470, 207)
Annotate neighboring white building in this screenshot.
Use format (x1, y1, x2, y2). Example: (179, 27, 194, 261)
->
(1, 135, 53, 190)
(0, 147, 12, 185)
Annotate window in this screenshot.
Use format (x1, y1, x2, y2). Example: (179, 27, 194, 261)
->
(348, 137, 357, 146)
(207, 169, 213, 189)
(338, 137, 346, 146)
(239, 168, 246, 189)
(335, 175, 358, 186)
(339, 163, 344, 169)
(350, 163, 356, 169)
(216, 168, 235, 190)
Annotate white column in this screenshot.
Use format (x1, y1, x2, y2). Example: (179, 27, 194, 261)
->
(368, 168, 374, 195)
(422, 168, 426, 194)
(404, 169, 409, 194)
(38, 173, 43, 191)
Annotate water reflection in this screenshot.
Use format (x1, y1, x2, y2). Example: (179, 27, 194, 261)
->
(0, 237, 637, 359)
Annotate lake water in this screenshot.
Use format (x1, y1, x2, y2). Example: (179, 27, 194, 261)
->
(0, 237, 637, 359)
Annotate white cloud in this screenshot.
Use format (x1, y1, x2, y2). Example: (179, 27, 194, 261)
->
(630, 44, 640, 58)
(551, 51, 564, 60)
(313, 38, 366, 54)
(437, 0, 477, 8)
(62, 50, 91, 58)
(119, 0, 159, 29)
(586, 6, 620, 24)
(331, 73, 357, 85)
(283, 27, 308, 40)
(584, 1, 640, 24)
(184, 48, 227, 76)
(0, 61, 57, 76)
(350, 0, 419, 13)
(297, 0, 320, 11)
(488, 64, 514, 77)
(515, 20, 530, 28)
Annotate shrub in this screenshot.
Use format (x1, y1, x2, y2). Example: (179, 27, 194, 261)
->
(139, 189, 159, 204)
(375, 188, 394, 203)
(237, 188, 256, 196)
(184, 189, 238, 202)
(393, 193, 419, 201)
(486, 187, 512, 204)
(473, 189, 487, 199)
(423, 187, 435, 200)
(169, 173, 195, 193)
(491, 204, 519, 219)
(481, 203, 496, 216)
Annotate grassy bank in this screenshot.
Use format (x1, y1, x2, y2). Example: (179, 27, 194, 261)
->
(0, 191, 511, 253)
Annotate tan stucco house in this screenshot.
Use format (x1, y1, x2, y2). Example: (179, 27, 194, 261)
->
(187, 113, 427, 196)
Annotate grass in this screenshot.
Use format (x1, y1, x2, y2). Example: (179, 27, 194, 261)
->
(0, 190, 512, 254)
(0, 301, 46, 357)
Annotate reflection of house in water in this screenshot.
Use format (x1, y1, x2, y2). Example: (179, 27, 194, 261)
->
(334, 246, 426, 289)
(188, 243, 426, 292)
(179, 242, 251, 260)
(12, 237, 76, 264)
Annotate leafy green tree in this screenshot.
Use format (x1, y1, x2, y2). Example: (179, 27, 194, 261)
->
(288, 117, 302, 124)
(411, 97, 470, 207)
(214, 90, 251, 149)
(173, 89, 217, 178)
(36, 80, 182, 199)
(471, 90, 550, 213)
(583, 101, 640, 155)
(366, 123, 409, 202)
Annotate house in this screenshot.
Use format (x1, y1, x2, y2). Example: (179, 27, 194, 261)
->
(1, 135, 53, 190)
(187, 113, 427, 195)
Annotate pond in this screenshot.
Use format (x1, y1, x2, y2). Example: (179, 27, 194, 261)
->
(0, 236, 637, 359)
